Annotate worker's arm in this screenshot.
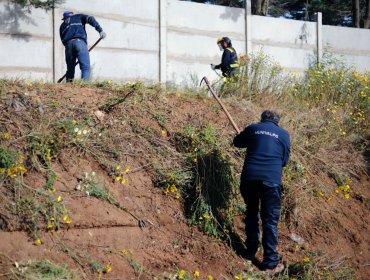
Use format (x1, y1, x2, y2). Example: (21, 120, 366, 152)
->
(282, 134, 291, 167)
(81, 14, 103, 33)
(233, 126, 252, 148)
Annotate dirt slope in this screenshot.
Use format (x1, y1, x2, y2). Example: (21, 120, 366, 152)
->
(0, 82, 369, 280)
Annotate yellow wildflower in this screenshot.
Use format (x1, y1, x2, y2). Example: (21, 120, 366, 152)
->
(63, 215, 68, 221)
(235, 275, 243, 280)
(116, 165, 121, 170)
(303, 257, 310, 262)
(34, 239, 42, 246)
(194, 270, 200, 278)
(208, 276, 214, 280)
(121, 178, 126, 185)
(178, 269, 186, 279)
(57, 196, 62, 202)
(124, 166, 130, 173)
(170, 184, 177, 193)
(175, 194, 181, 199)
(72, 120, 77, 125)
(3, 132, 10, 139)
(105, 264, 112, 273)
(344, 193, 350, 199)
(120, 249, 129, 255)
(115, 176, 121, 181)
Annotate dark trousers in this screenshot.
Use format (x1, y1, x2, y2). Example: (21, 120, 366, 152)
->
(240, 180, 282, 269)
(65, 39, 90, 81)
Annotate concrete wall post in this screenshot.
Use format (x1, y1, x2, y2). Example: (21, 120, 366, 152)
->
(159, 0, 167, 84)
(245, 0, 252, 55)
(316, 12, 323, 66)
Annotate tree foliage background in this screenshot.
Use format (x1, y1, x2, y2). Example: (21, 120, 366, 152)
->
(10, 0, 63, 10)
(181, 0, 370, 28)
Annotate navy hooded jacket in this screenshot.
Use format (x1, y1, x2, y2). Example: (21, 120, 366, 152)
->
(60, 14, 103, 46)
(233, 120, 290, 185)
(215, 47, 239, 77)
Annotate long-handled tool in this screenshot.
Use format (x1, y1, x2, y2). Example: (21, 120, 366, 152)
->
(200, 76, 241, 134)
(212, 68, 222, 78)
(57, 37, 103, 83)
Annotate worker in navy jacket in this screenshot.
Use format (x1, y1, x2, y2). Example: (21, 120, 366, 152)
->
(59, 11, 106, 82)
(233, 110, 290, 275)
(211, 37, 239, 80)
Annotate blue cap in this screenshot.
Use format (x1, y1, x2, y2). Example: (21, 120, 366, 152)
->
(62, 11, 73, 20)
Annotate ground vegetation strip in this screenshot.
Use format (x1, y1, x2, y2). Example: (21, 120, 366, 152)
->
(0, 57, 369, 279)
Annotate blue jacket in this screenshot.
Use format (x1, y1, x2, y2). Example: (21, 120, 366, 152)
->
(233, 120, 290, 185)
(60, 14, 103, 46)
(215, 47, 239, 77)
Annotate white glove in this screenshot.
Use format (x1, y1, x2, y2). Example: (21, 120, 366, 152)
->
(99, 31, 106, 39)
(211, 64, 216, 70)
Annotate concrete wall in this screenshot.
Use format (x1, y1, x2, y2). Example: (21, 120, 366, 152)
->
(323, 25, 370, 72)
(0, 1, 53, 80)
(251, 16, 317, 73)
(0, 0, 369, 84)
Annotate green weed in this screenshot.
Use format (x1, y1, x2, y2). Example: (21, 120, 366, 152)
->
(0, 147, 19, 169)
(11, 259, 80, 280)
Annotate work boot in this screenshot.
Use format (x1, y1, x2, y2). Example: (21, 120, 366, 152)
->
(265, 263, 284, 275)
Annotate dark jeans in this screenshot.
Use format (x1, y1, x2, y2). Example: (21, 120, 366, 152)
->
(65, 39, 90, 81)
(240, 180, 282, 269)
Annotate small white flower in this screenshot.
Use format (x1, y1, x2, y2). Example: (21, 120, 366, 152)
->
(75, 183, 81, 191)
(77, 130, 82, 135)
(85, 191, 90, 196)
(82, 129, 88, 135)
(91, 171, 96, 176)
(74, 128, 79, 133)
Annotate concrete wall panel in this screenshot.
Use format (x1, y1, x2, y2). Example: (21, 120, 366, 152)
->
(252, 45, 314, 73)
(167, 0, 245, 38)
(251, 15, 317, 71)
(0, 2, 53, 81)
(252, 16, 317, 45)
(88, 49, 159, 82)
(0, 1, 52, 37)
(323, 25, 370, 71)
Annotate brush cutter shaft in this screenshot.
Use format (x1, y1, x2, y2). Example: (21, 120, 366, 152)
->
(57, 37, 103, 83)
(201, 76, 240, 134)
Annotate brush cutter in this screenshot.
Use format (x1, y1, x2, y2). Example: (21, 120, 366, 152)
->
(200, 76, 240, 134)
(57, 37, 102, 83)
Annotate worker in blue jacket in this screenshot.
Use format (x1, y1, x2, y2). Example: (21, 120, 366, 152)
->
(233, 110, 290, 275)
(211, 37, 239, 80)
(59, 11, 106, 82)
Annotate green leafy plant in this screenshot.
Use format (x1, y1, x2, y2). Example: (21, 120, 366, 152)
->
(11, 259, 80, 279)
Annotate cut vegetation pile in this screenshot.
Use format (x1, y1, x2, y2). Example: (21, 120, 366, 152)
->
(0, 54, 369, 280)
